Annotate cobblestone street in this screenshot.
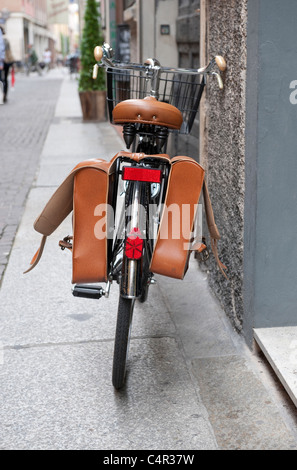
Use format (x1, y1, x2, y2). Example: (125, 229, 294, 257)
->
(0, 72, 63, 284)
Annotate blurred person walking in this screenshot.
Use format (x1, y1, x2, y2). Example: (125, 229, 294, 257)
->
(26, 44, 42, 76)
(0, 25, 5, 104)
(42, 48, 52, 72)
(0, 25, 15, 103)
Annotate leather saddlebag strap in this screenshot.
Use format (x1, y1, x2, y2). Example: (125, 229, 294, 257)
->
(202, 181, 228, 278)
(23, 235, 47, 274)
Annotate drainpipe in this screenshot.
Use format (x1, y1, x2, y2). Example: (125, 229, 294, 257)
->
(138, 0, 143, 63)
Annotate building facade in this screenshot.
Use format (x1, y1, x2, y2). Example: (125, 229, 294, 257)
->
(0, 0, 54, 63)
(0, 0, 79, 64)
(199, 0, 297, 368)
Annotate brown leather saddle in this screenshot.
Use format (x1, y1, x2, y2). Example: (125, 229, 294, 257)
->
(112, 96, 183, 130)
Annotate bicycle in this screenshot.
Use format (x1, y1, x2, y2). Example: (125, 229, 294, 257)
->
(26, 42, 226, 390)
(92, 43, 226, 389)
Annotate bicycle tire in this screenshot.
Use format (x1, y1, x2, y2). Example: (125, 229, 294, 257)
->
(112, 295, 135, 389)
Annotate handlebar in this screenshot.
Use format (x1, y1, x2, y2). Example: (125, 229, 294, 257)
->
(93, 43, 226, 91)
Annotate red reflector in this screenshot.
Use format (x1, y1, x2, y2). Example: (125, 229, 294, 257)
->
(122, 167, 162, 183)
(125, 228, 144, 260)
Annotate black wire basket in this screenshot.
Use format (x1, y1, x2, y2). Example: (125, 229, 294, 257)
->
(106, 66, 205, 134)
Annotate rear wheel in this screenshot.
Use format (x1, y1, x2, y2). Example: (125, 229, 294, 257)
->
(112, 295, 135, 389)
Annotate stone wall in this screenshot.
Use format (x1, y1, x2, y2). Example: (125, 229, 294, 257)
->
(201, 0, 247, 331)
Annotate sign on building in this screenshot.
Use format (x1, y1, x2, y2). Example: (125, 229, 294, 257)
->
(47, 0, 69, 24)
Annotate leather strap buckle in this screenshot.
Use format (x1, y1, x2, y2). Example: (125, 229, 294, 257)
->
(191, 237, 210, 262)
(59, 235, 73, 251)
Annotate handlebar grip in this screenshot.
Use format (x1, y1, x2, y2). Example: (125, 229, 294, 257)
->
(93, 64, 98, 79)
(215, 73, 224, 90)
(215, 56, 226, 72)
(94, 46, 103, 62)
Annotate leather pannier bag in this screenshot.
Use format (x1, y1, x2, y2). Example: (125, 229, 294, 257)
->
(72, 165, 112, 283)
(25, 152, 227, 282)
(25, 157, 116, 283)
(150, 155, 227, 279)
(150, 156, 204, 279)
